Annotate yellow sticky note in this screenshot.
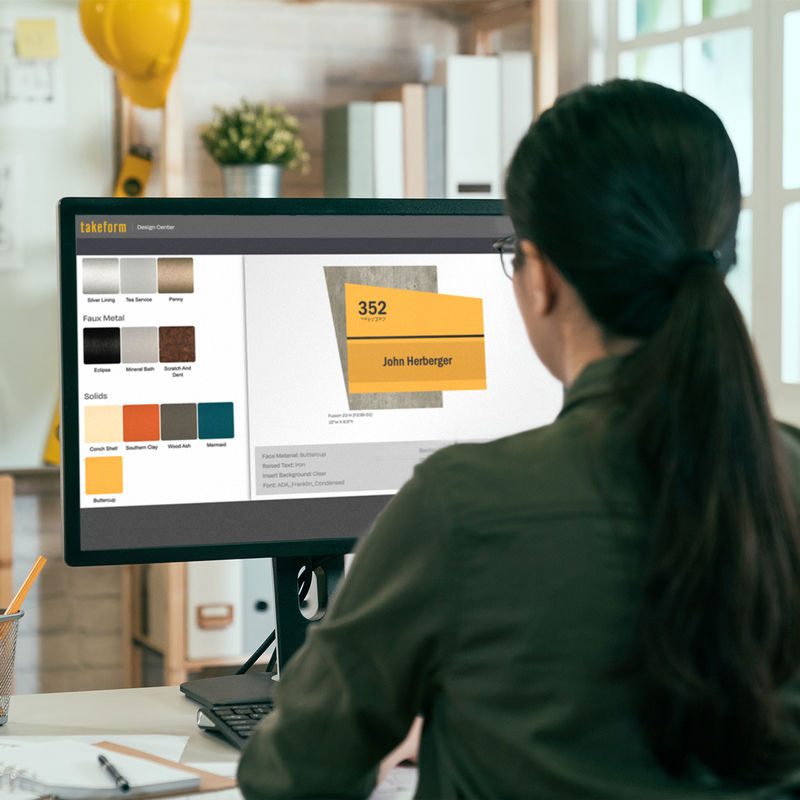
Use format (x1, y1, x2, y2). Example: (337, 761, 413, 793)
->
(15, 19, 59, 60)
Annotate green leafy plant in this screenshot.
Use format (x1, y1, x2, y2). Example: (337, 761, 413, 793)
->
(200, 99, 310, 171)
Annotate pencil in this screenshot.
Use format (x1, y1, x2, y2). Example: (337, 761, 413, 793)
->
(0, 555, 47, 718)
(6, 555, 47, 615)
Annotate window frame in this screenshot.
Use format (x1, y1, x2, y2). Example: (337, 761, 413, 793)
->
(595, 0, 800, 425)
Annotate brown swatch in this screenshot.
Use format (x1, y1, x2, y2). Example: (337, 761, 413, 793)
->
(158, 257, 194, 293)
(159, 326, 195, 362)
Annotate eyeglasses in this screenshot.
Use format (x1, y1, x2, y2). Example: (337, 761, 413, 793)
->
(492, 234, 517, 280)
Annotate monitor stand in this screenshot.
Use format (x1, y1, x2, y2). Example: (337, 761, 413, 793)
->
(179, 553, 345, 708)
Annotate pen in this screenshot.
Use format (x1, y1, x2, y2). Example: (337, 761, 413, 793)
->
(98, 754, 130, 792)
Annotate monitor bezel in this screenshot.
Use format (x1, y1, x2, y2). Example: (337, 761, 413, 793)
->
(58, 197, 508, 566)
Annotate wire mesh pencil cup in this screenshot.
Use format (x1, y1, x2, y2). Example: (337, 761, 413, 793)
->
(0, 610, 23, 725)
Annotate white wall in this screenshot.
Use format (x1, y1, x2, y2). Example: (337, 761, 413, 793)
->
(0, 0, 114, 469)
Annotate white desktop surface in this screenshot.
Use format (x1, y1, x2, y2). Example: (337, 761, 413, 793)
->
(1, 685, 237, 765)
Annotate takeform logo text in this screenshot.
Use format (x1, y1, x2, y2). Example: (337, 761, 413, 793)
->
(80, 220, 127, 234)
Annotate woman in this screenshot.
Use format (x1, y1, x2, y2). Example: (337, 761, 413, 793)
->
(237, 79, 800, 797)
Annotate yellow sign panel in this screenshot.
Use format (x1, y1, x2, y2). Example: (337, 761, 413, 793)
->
(345, 283, 486, 394)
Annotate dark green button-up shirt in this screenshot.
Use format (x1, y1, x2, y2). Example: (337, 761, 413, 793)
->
(238, 356, 800, 799)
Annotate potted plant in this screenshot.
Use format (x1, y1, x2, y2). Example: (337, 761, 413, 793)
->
(200, 99, 310, 197)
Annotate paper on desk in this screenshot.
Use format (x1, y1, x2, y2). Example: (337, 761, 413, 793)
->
(0, 787, 41, 800)
(163, 790, 242, 800)
(0, 734, 189, 763)
(0, 739, 201, 799)
(185, 762, 416, 798)
(369, 766, 418, 799)
(183, 763, 417, 799)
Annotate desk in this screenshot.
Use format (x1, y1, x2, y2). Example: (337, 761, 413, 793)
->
(0, 685, 417, 799)
(0, 685, 237, 766)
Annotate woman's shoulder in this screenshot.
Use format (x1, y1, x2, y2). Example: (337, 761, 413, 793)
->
(420, 423, 558, 476)
(414, 410, 615, 513)
(778, 420, 800, 446)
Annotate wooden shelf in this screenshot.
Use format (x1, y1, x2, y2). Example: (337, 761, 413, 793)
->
(283, 0, 557, 116)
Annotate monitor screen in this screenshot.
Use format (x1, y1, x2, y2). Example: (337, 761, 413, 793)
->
(58, 198, 563, 567)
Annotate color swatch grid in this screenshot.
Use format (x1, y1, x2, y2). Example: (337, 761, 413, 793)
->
(83, 326, 195, 364)
(82, 257, 194, 294)
(84, 402, 234, 443)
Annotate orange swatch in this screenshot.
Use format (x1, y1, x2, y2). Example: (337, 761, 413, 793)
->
(123, 404, 160, 441)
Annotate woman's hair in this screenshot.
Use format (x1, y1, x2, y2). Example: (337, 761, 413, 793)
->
(506, 79, 800, 784)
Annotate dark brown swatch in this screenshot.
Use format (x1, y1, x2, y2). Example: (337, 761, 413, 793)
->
(159, 326, 195, 362)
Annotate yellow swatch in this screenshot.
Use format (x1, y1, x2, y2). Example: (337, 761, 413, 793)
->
(345, 283, 486, 394)
(85, 456, 123, 495)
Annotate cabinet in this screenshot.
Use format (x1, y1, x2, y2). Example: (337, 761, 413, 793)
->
(122, 0, 558, 688)
(125, 561, 275, 687)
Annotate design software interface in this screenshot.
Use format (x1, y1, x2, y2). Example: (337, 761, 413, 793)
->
(65, 208, 563, 556)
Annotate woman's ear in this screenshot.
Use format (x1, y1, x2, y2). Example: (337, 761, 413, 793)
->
(518, 240, 558, 315)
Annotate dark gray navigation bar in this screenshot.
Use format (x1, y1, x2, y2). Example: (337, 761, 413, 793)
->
(75, 214, 510, 240)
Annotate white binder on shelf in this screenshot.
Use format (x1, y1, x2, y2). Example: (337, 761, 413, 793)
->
(435, 55, 501, 200)
(323, 102, 375, 198)
(425, 85, 446, 198)
(499, 51, 534, 188)
(186, 559, 243, 660)
(374, 83, 426, 198)
(373, 101, 405, 198)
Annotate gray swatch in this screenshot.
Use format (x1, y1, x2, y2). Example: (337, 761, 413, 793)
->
(82, 258, 119, 294)
(121, 327, 158, 363)
(160, 403, 198, 440)
(120, 257, 157, 294)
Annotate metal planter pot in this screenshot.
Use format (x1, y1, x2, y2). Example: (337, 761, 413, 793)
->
(221, 163, 283, 197)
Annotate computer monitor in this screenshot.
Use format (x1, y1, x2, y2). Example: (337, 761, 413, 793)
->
(58, 197, 563, 668)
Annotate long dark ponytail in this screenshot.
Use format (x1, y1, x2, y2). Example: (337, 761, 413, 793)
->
(506, 79, 800, 784)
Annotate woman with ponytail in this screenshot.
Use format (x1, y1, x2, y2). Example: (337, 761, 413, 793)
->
(238, 79, 800, 798)
(505, 78, 800, 789)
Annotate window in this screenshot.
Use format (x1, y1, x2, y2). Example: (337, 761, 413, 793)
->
(598, 0, 800, 422)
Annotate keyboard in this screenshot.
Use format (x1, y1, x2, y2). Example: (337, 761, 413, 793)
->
(196, 699, 275, 749)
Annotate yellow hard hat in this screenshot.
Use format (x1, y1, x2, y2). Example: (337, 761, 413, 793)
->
(79, 0, 191, 109)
